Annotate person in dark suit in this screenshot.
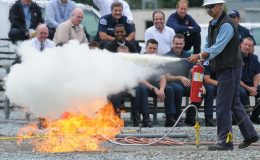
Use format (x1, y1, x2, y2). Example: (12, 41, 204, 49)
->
(8, 0, 44, 43)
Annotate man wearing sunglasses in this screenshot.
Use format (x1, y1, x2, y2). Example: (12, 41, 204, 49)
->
(228, 10, 256, 45)
(188, 0, 259, 151)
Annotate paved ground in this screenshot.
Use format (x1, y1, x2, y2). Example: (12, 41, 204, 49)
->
(0, 108, 260, 160)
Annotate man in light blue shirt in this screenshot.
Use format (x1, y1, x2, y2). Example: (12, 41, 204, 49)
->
(45, 0, 76, 39)
(188, 0, 258, 151)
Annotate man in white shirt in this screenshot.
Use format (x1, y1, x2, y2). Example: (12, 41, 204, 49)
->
(145, 10, 175, 55)
(24, 24, 55, 52)
(93, 0, 133, 21)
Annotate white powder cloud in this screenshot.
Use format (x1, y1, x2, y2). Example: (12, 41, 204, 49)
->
(5, 40, 178, 118)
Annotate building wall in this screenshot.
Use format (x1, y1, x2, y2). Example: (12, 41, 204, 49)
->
(226, 0, 260, 22)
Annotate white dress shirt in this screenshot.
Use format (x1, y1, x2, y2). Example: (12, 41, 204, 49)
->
(145, 26, 175, 55)
(93, 0, 133, 21)
(24, 37, 55, 52)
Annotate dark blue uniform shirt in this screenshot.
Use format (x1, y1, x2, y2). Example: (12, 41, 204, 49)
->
(98, 14, 134, 38)
(166, 12, 201, 34)
(239, 25, 256, 45)
(164, 50, 193, 77)
(241, 53, 260, 86)
(204, 64, 217, 80)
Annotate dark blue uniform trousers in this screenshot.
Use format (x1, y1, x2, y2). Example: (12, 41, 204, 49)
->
(239, 85, 260, 105)
(109, 87, 140, 112)
(216, 67, 258, 142)
(168, 82, 202, 121)
(168, 82, 189, 118)
(239, 85, 260, 119)
(139, 84, 176, 114)
(204, 84, 216, 117)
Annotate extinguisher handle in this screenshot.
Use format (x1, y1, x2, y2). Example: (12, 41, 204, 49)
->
(197, 59, 205, 64)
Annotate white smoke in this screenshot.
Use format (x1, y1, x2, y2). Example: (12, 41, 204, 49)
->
(5, 40, 178, 118)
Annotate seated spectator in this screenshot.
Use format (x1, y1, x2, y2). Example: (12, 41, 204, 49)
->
(166, 0, 201, 54)
(54, 7, 88, 44)
(23, 24, 55, 52)
(145, 10, 175, 55)
(137, 39, 176, 127)
(164, 34, 197, 126)
(98, 2, 135, 49)
(144, 39, 158, 54)
(8, 0, 44, 44)
(117, 45, 129, 53)
(93, 0, 133, 21)
(229, 10, 256, 44)
(105, 24, 137, 53)
(106, 42, 140, 126)
(45, 0, 76, 39)
(239, 37, 260, 124)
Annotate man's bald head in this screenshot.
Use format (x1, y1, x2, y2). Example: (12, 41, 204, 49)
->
(36, 24, 49, 42)
(71, 7, 84, 26)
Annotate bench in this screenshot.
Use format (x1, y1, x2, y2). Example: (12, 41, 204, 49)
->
(124, 96, 257, 125)
(0, 38, 17, 119)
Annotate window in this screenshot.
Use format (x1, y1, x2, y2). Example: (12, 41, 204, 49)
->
(251, 27, 260, 45)
(81, 10, 99, 40)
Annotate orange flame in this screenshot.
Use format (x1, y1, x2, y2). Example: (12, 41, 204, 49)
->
(17, 102, 124, 153)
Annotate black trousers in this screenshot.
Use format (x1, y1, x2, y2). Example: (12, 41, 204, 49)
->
(47, 26, 56, 40)
(8, 28, 28, 44)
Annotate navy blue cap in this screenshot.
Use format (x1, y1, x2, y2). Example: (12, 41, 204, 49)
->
(229, 10, 240, 18)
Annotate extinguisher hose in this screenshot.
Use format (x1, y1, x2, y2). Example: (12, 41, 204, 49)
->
(101, 104, 199, 146)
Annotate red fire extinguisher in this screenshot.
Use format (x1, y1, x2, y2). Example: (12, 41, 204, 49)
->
(190, 63, 204, 103)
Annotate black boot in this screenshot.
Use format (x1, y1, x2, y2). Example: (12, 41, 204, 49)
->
(185, 108, 196, 126)
(208, 142, 234, 151)
(205, 116, 214, 127)
(165, 114, 176, 127)
(250, 107, 260, 124)
(185, 116, 196, 126)
(142, 113, 152, 127)
(133, 113, 141, 127)
(250, 115, 260, 124)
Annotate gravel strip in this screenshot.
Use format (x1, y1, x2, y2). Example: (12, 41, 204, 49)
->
(0, 108, 260, 160)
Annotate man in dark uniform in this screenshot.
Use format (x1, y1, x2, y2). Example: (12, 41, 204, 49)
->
(139, 39, 175, 127)
(228, 10, 256, 44)
(105, 24, 137, 53)
(166, 0, 201, 54)
(98, 1, 135, 49)
(239, 37, 260, 124)
(164, 33, 194, 126)
(188, 0, 259, 151)
(8, 0, 44, 44)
